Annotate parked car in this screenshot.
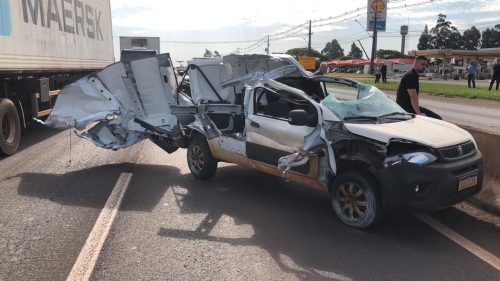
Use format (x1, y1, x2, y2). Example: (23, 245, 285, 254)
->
(42, 54, 483, 229)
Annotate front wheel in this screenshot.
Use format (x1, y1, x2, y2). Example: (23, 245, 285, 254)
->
(330, 171, 382, 229)
(187, 135, 217, 179)
(0, 99, 21, 156)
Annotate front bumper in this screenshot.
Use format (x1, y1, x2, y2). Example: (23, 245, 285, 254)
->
(376, 151, 483, 212)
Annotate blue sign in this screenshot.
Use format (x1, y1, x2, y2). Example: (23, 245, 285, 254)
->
(368, 20, 386, 32)
(0, 0, 12, 36)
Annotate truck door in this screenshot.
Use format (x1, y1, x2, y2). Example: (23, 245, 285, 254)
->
(43, 54, 183, 150)
(245, 86, 318, 173)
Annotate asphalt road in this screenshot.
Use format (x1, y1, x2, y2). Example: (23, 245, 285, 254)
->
(0, 124, 499, 281)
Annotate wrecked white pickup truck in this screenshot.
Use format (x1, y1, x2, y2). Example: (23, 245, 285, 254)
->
(42, 53, 483, 229)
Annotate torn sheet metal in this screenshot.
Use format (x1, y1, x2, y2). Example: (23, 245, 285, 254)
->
(278, 152, 310, 173)
(221, 65, 302, 89)
(37, 77, 122, 130)
(40, 54, 180, 149)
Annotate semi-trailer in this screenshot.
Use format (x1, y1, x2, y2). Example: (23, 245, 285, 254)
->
(0, 0, 114, 155)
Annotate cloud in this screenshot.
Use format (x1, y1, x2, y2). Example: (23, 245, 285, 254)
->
(474, 18, 500, 24)
(110, 0, 368, 31)
(110, 0, 500, 61)
(112, 4, 151, 18)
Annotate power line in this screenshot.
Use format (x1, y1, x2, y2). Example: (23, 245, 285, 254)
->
(112, 0, 486, 52)
(234, 0, 450, 53)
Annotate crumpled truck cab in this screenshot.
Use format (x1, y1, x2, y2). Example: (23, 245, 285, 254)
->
(41, 53, 483, 229)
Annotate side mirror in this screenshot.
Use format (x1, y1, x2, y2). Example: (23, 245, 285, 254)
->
(288, 109, 308, 126)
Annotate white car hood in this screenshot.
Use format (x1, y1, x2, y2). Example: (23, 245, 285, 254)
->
(344, 116, 472, 148)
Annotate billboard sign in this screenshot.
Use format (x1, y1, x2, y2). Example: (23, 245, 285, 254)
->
(367, 0, 387, 32)
(299, 56, 317, 70)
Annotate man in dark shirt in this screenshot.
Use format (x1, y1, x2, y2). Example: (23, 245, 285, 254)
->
(396, 56, 441, 119)
(489, 59, 500, 91)
(381, 64, 388, 83)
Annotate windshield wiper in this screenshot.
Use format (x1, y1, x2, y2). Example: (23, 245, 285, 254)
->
(378, 112, 412, 119)
(343, 116, 379, 121)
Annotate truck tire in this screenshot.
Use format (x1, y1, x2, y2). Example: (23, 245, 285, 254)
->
(187, 134, 217, 179)
(0, 99, 21, 156)
(330, 171, 382, 229)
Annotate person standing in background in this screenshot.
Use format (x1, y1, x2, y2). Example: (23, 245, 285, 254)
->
(467, 61, 477, 88)
(489, 59, 500, 91)
(381, 64, 388, 83)
(374, 66, 381, 83)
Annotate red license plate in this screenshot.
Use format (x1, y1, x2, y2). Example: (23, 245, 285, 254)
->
(458, 175, 478, 191)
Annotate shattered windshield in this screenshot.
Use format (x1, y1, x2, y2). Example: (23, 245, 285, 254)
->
(320, 83, 410, 121)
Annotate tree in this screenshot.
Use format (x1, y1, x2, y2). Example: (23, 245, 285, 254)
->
(462, 26, 481, 50)
(285, 48, 329, 61)
(481, 24, 500, 48)
(348, 42, 363, 59)
(417, 25, 432, 50)
(429, 14, 462, 49)
(376, 49, 412, 59)
(321, 39, 344, 59)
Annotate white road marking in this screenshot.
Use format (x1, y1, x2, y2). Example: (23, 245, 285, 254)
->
(414, 213, 500, 271)
(67, 173, 133, 281)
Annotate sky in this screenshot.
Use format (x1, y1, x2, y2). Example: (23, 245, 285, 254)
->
(110, 0, 500, 65)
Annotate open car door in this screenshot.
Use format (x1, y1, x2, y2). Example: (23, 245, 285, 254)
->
(42, 53, 185, 150)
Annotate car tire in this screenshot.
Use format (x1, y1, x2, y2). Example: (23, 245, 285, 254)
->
(187, 134, 217, 179)
(330, 171, 382, 229)
(0, 99, 21, 156)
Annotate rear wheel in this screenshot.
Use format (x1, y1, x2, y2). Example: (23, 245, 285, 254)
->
(187, 134, 217, 179)
(0, 99, 21, 156)
(330, 171, 382, 229)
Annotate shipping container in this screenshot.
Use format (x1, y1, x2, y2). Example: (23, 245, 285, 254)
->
(0, 0, 114, 155)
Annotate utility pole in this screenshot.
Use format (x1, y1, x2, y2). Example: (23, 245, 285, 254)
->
(308, 20, 312, 56)
(369, 13, 378, 74)
(357, 40, 370, 60)
(266, 35, 270, 55)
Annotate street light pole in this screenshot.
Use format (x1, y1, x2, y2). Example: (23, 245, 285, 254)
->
(369, 13, 378, 74)
(357, 40, 370, 60)
(354, 19, 371, 60)
(308, 20, 312, 56)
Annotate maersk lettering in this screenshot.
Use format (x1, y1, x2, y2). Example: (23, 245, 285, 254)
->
(22, 0, 45, 27)
(47, 0, 62, 31)
(21, 0, 104, 41)
(85, 4, 93, 39)
(62, 0, 74, 34)
(74, 0, 84, 36)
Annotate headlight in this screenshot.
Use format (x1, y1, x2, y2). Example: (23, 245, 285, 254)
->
(403, 152, 437, 165)
(385, 152, 438, 167)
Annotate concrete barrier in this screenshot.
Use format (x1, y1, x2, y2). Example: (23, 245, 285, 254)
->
(460, 125, 500, 215)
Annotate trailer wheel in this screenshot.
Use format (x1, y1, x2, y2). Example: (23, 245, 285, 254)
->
(0, 99, 21, 156)
(330, 171, 382, 229)
(187, 134, 217, 179)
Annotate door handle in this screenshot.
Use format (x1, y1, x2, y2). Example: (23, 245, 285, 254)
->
(250, 121, 260, 128)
